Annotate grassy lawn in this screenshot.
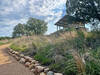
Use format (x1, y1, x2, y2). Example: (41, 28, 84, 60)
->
(0, 41, 5, 45)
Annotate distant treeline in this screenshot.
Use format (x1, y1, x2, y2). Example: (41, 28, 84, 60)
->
(0, 37, 12, 40)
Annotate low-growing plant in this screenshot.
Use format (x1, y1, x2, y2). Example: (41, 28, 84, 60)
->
(0, 42, 5, 45)
(10, 44, 27, 52)
(34, 54, 52, 65)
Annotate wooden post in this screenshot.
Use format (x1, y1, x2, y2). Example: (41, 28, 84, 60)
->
(57, 26, 59, 31)
(59, 26, 60, 30)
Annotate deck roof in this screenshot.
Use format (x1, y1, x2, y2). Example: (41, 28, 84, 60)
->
(55, 15, 86, 27)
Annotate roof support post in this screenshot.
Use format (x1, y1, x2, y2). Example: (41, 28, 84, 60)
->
(57, 26, 59, 31)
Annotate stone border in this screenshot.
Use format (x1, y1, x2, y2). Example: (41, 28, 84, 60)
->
(7, 48, 63, 75)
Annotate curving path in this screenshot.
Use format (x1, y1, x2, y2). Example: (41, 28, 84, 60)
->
(0, 44, 34, 75)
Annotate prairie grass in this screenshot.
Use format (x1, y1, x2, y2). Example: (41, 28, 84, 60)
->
(10, 31, 100, 75)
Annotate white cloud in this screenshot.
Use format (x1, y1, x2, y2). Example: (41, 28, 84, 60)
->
(0, 18, 28, 26)
(0, 0, 27, 15)
(29, 0, 66, 22)
(0, 7, 13, 15)
(12, 0, 27, 9)
(0, 18, 28, 36)
(0, 0, 66, 36)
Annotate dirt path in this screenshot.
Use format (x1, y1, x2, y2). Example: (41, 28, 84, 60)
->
(0, 44, 34, 75)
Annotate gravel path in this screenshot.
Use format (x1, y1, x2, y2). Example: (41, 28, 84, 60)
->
(0, 44, 34, 75)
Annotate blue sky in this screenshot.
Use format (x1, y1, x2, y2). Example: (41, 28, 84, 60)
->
(0, 0, 66, 36)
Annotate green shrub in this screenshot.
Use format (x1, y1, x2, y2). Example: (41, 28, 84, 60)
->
(10, 44, 27, 52)
(0, 42, 5, 45)
(0, 37, 11, 40)
(86, 61, 100, 75)
(0, 41, 10, 45)
(34, 44, 54, 65)
(34, 54, 52, 65)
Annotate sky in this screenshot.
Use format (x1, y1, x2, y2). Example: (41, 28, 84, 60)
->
(0, 0, 66, 37)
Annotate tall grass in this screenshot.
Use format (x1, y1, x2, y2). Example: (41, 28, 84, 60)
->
(10, 31, 100, 75)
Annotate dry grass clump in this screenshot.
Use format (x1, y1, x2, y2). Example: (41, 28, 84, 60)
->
(11, 31, 78, 51)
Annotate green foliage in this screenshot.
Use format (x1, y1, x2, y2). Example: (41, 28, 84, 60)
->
(34, 44, 54, 65)
(49, 60, 77, 75)
(13, 18, 47, 37)
(0, 37, 11, 40)
(13, 23, 26, 38)
(66, 0, 100, 22)
(10, 44, 27, 52)
(26, 17, 47, 35)
(0, 42, 5, 45)
(86, 31, 100, 49)
(34, 54, 52, 65)
(86, 60, 100, 75)
(10, 31, 100, 75)
(34, 43, 78, 75)
(0, 40, 11, 45)
(68, 31, 86, 53)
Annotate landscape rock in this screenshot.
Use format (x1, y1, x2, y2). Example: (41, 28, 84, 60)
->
(44, 68, 49, 72)
(12, 51, 16, 54)
(24, 56, 33, 62)
(25, 62, 31, 67)
(54, 73, 63, 75)
(47, 71, 54, 75)
(34, 67, 39, 75)
(31, 60, 37, 64)
(34, 63, 40, 66)
(20, 54, 24, 58)
(29, 64, 35, 70)
(15, 51, 20, 56)
(35, 66, 45, 73)
(12, 54, 16, 57)
(11, 51, 14, 54)
(40, 72, 47, 75)
(15, 56, 20, 61)
(9, 49, 13, 53)
(31, 69, 35, 72)
(19, 58, 26, 64)
(8, 52, 12, 55)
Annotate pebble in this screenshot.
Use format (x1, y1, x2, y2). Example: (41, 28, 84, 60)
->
(54, 73, 63, 75)
(35, 66, 45, 73)
(25, 62, 31, 67)
(40, 72, 47, 75)
(29, 64, 35, 69)
(47, 71, 54, 75)
(19, 58, 26, 64)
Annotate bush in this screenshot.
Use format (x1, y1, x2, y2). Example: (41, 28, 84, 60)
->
(86, 61, 100, 75)
(0, 42, 5, 45)
(34, 54, 52, 65)
(34, 44, 54, 65)
(0, 37, 11, 40)
(10, 44, 27, 52)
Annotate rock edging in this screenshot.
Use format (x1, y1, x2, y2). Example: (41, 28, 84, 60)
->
(7, 48, 63, 75)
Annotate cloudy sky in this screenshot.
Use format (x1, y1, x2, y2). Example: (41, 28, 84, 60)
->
(0, 0, 66, 36)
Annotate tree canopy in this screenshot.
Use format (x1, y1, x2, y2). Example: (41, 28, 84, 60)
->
(26, 18, 47, 35)
(13, 23, 25, 37)
(66, 0, 100, 22)
(12, 18, 47, 37)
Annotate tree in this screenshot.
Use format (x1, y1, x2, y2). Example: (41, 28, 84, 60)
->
(26, 17, 47, 35)
(12, 18, 48, 37)
(66, 0, 100, 22)
(13, 23, 25, 37)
